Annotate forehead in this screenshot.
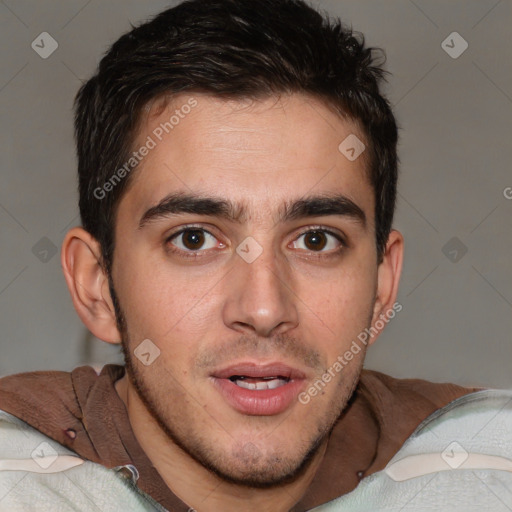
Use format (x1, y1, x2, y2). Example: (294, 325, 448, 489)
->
(119, 93, 374, 226)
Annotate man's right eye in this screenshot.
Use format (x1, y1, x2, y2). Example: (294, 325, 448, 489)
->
(167, 227, 224, 254)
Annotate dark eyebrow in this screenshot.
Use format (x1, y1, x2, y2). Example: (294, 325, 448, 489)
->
(138, 192, 366, 229)
(139, 192, 247, 228)
(279, 195, 366, 227)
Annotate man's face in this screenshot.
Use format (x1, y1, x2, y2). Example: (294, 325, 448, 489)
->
(111, 93, 378, 486)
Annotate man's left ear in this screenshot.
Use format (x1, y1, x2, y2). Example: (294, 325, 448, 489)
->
(368, 229, 404, 346)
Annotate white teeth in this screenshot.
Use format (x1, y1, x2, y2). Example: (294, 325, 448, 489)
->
(267, 378, 287, 390)
(234, 378, 288, 390)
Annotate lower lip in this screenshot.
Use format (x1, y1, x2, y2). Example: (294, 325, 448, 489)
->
(211, 378, 305, 416)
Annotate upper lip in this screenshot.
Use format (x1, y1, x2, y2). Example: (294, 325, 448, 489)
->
(211, 362, 307, 380)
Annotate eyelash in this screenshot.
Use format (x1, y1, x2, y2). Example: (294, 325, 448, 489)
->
(165, 224, 346, 260)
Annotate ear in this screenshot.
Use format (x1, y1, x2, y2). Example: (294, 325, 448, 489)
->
(368, 229, 404, 346)
(61, 227, 121, 344)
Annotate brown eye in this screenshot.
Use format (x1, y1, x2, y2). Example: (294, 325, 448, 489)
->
(290, 229, 343, 254)
(304, 231, 327, 251)
(168, 228, 220, 253)
(182, 229, 205, 250)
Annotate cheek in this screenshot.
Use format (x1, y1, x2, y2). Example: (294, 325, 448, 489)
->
(113, 255, 219, 353)
(299, 262, 376, 326)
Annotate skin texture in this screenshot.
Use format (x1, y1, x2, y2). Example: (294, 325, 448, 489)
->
(62, 93, 403, 512)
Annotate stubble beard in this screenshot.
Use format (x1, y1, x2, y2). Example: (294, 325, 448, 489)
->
(109, 277, 364, 488)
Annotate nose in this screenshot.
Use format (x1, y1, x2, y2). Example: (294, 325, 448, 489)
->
(222, 242, 299, 338)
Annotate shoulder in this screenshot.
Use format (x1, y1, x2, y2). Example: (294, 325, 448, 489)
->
(352, 369, 479, 474)
(387, 388, 512, 478)
(0, 411, 166, 511)
(0, 365, 124, 450)
(358, 369, 479, 409)
(313, 389, 512, 511)
(357, 369, 479, 433)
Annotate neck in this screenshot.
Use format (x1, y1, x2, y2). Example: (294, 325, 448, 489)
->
(115, 375, 327, 512)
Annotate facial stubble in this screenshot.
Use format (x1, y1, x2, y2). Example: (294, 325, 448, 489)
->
(108, 274, 365, 488)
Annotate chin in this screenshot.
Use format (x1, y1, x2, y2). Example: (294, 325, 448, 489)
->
(199, 436, 325, 489)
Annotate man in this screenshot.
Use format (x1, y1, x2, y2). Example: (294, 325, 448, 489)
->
(1, 1, 510, 511)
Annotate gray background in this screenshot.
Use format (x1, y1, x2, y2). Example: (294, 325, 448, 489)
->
(0, 0, 510, 388)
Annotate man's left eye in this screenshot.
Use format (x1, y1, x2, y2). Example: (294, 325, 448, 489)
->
(291, 230, 343, 252)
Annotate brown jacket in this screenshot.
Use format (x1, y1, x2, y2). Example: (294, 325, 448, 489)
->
(0, 364, 475, 511)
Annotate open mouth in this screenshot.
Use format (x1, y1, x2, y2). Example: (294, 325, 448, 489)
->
(228, 375, 291, 390)
(210, 362, 306, 415)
